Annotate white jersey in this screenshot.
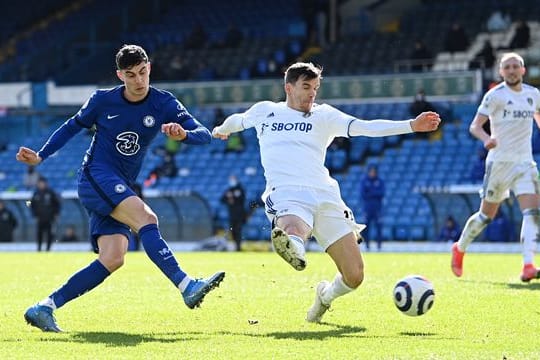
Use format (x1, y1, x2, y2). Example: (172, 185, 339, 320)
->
(477, 82, 540, 162)
(240, 101, 353, 191)
(228, 101, 412, 193)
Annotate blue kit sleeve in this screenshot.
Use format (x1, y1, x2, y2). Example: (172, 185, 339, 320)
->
(37, 117, 85, 161)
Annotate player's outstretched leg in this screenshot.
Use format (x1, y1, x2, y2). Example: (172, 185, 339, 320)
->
(451, 242, 465, 277)
(24, 304, 62, 332)
(306, 281, 331, 323)
(182, 271, 225, 309)
(271, 227, 306, 271)
(520, 263, 540, 282)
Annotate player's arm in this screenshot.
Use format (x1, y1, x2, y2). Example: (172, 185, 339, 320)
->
(16, 117, 85, 166)
(534, 111, 540, 129)
(469, 113, 495, 149)
(212, 102, 268, 139)
(162, 118, 211, 144)
(161, 99, 211, 144)
(212, 113, 245, 140)
(349, 111, 440, 137)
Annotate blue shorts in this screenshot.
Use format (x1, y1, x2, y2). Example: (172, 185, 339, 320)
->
(78, 168, 134, 253)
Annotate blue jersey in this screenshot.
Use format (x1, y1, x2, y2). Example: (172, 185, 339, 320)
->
(38, 85, 210, 183)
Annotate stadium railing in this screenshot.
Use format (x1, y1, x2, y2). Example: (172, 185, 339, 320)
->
(0, 189, 214, 244)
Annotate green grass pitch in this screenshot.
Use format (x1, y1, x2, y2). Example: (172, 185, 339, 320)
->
(1, 251, 539, 359)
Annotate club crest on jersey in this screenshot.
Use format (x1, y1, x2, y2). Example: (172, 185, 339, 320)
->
(143, 115, 155, 127)
(114, 184, 126, 193)
(528, 98, 533, 106)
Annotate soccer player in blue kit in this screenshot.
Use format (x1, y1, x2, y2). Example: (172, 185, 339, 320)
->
(16, 44, 225, 332)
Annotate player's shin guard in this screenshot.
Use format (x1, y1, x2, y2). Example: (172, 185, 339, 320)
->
(521, 208, 540, 265)
(320, 273, 354, 305)
(48, 260, 111, 308)
(139, 223, 187, 286)
(457, 211, 491, 251)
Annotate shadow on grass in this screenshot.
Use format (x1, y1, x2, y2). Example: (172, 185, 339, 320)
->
(459, 279, 540, 291)
(505, 282, 540, 290)
(245, 322, 366, 340)
(41, 323, 366, 345)
(399, 331, 437, 337)
(47, 331, 194, 347)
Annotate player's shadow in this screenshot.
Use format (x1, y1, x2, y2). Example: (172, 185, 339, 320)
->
(49, 331, 195, 347)
(460, 279, 540, 290)
(240, 323, 366, 340)
(505, 282, 540, 290)
(399, 331, 437, 337)
(46, 325, 365, 345)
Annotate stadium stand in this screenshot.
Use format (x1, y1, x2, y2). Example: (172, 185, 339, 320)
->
(1, 0, 540, 84)
(2, 0, 540, 244)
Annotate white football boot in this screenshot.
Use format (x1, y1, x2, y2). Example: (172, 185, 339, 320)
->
(271, 227, 306, 271)
(306, 281, 331, 323)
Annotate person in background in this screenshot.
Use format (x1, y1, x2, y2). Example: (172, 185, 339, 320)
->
(143, 152, 178, 187)
(16, 44, 224, 333)
(509, 20, 530, 49)
(409, 89, 437, 118)
(470, 146, 488, 183)
(451, 52, 540, 282)
(409, 40, 433, 71)
(486, 9, 511, 32)
(220, 174, 247, 251)
(23, 165, 40, 190)
(438, 215, 461, 243)
(360, 164, 385, 251)
(444, 22, 469, 53)
(470, 39, 496, 70)
(225, 132, 245, 153)
(0, 200, 18, 242)
(30, 178, 61, 251)
(409, 89, 438, 139)
(484, 209, 514, 242)
(60, 225, 79, 242)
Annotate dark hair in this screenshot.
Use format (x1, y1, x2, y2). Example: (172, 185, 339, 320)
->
(115, 44, 149, 70)
(284, 62, 323, 84)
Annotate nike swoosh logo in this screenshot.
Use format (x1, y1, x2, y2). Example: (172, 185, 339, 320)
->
(107, 114, 120, 119)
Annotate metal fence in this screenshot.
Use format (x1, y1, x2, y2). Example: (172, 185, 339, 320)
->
(0, 189, 214, 244)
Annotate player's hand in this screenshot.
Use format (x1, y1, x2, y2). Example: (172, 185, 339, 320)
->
(212, 127, 229, 140)
(411, 111, 441, 132)
(162, 123, 186, 141)
(484, 137, 497, 150)
(16, 147, 42, 165)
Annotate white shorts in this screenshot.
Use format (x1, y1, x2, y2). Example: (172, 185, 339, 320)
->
(481, 161, 540, 203)
(262, 186, 364, 250)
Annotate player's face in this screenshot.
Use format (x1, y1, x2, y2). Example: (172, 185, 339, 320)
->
(117, 62, 151, 101)
(285, 76, 320, 113)
(499, 57, 525, 88)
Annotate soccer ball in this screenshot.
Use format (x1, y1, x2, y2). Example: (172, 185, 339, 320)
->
(393, 275, 435, 316)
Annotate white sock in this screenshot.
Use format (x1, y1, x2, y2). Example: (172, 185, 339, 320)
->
(320, 273, 354, 305)
(457, 211, 490, 252)
(289, 235, 304, 246)
(38, 297, 57, 310)
(178, 276, 193, 293)
(521, 208, 539, 265)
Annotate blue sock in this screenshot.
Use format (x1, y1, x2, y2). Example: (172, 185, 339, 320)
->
(50, 260, 110, 308)
(139, 223, 187, 286)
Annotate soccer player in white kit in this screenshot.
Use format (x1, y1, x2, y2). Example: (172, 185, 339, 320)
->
(451, 52, 540, 282)
(213, 62, 441, 322)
